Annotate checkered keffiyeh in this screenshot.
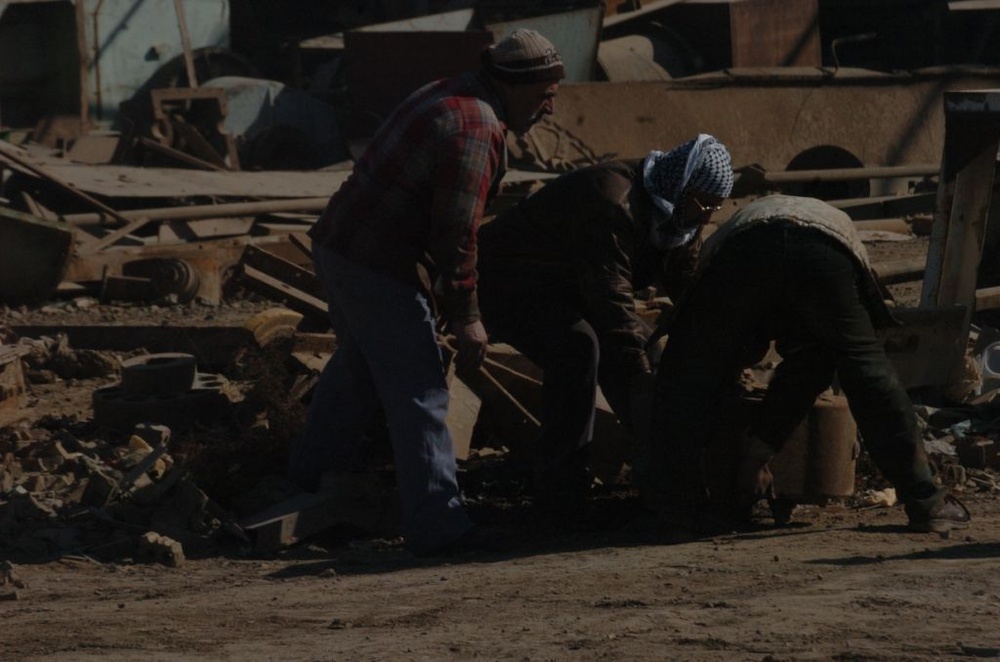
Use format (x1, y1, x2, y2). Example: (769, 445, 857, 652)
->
(642, 134, 733, 249)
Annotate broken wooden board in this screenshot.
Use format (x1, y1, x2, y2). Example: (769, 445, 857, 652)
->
(240, 473, 396, 552)
(6, 152, 555, 200)
(444, 362, 482, 461)
(240, 490, 345, 553)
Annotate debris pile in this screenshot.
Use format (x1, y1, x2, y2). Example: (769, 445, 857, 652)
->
(0, 328, 300, 566)
(0, 421, 235, 567)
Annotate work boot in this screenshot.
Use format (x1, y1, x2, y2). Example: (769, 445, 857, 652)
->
(723, 432, 777, 523)
(905, 490, 971, 534)
(533, 467, 590, 517)
(532, 450, 594, 525)
(731, 455, 775, 523)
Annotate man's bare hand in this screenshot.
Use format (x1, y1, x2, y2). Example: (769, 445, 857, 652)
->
(450, 319, 488, 374)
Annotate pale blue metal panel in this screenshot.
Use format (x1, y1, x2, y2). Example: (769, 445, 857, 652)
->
(81, 0, 230, 124)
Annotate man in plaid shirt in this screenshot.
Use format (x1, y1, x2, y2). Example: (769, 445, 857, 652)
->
(293, 29, 564, 556)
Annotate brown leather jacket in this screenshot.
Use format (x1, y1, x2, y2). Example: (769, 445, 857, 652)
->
(479, 159, 701, 386)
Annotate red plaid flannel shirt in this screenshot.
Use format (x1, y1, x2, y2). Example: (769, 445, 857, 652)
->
(309, 72, 507, 323)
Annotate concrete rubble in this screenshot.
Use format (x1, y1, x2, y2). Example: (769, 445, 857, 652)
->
(0, 412, 236, 566)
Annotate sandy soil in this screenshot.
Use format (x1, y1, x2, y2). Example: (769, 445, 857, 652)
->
(4, 234, 1000, 661)
(3, 495, 999, 661)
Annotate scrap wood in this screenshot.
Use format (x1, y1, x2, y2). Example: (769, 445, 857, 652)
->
(440, 337, 541, 427)
(239, 244, 327, 324)
(0, 140, 133, 228)
(138, 136, 226, 171)
(240, 265, 328, 323)
(77, 216, 153, 254)
(172, 0, 198, 88)
(62, 197, 328, 226)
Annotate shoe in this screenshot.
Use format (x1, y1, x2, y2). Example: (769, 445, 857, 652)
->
(906, 492, 971, 534)
(732, 455, 775, 522)
(411, 526, 507, 558)
(532, 463, 591, 519)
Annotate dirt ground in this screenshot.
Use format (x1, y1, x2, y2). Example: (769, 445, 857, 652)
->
(3, 234, 1000, 661)
(2, 494, 999, 661)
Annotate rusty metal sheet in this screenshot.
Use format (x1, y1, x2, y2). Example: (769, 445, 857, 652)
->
(343, 30, 493, 128)
(542, 69, 1000, 181)
(0, 205, 73, 305)
(729, 0, 820, 67)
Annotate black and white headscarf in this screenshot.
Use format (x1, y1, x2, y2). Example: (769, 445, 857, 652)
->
(642, 134, 734, 249)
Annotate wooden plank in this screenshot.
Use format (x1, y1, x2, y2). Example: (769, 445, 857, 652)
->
(240, 474, 395, 552)
(445, 362, 481, 461)
(173, 0, 199, 87)
(289, 232, 313, 260)
(976, 286, 1000, 311)
(240, 265, 329, 323)
(930, 142, 998, 310)
(77, 216, 153, 254)
(240, 491, 343, 552)
(872, 257, 926, 285)
(0, 141, 134, 227)
(138, 136, 225, 171)
(241, 245, 325, 299)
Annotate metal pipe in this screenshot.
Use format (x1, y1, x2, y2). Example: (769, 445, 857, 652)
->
(872, 257, 926, 285)
(759, 164, 939, 183)
(854, 218, 912, 234)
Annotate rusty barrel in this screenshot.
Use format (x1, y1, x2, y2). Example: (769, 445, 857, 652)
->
(707, 389, 858, 503)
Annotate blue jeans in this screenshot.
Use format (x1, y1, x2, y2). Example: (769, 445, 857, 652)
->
(289, 245, 473, 554)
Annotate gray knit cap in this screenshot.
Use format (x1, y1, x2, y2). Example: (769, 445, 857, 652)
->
(482, 29, 565, 84)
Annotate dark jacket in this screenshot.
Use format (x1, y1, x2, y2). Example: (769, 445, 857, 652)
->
(478, 159, 700, 381)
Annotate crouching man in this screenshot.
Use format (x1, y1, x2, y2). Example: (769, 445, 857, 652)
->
(644, 194, 971, 535)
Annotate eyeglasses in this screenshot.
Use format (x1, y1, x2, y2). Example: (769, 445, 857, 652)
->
(690, 197, 725, 214)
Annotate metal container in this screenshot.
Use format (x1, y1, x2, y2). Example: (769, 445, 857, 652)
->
(707, 389, 858, 504)
(768, 392, 859, 500)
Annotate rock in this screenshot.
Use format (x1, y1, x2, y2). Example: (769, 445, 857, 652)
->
(136, 532, 185, 567)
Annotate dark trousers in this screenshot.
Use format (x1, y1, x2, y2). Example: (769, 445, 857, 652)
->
(478, 276, 598, 473)
(648, 224, 936, 511)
